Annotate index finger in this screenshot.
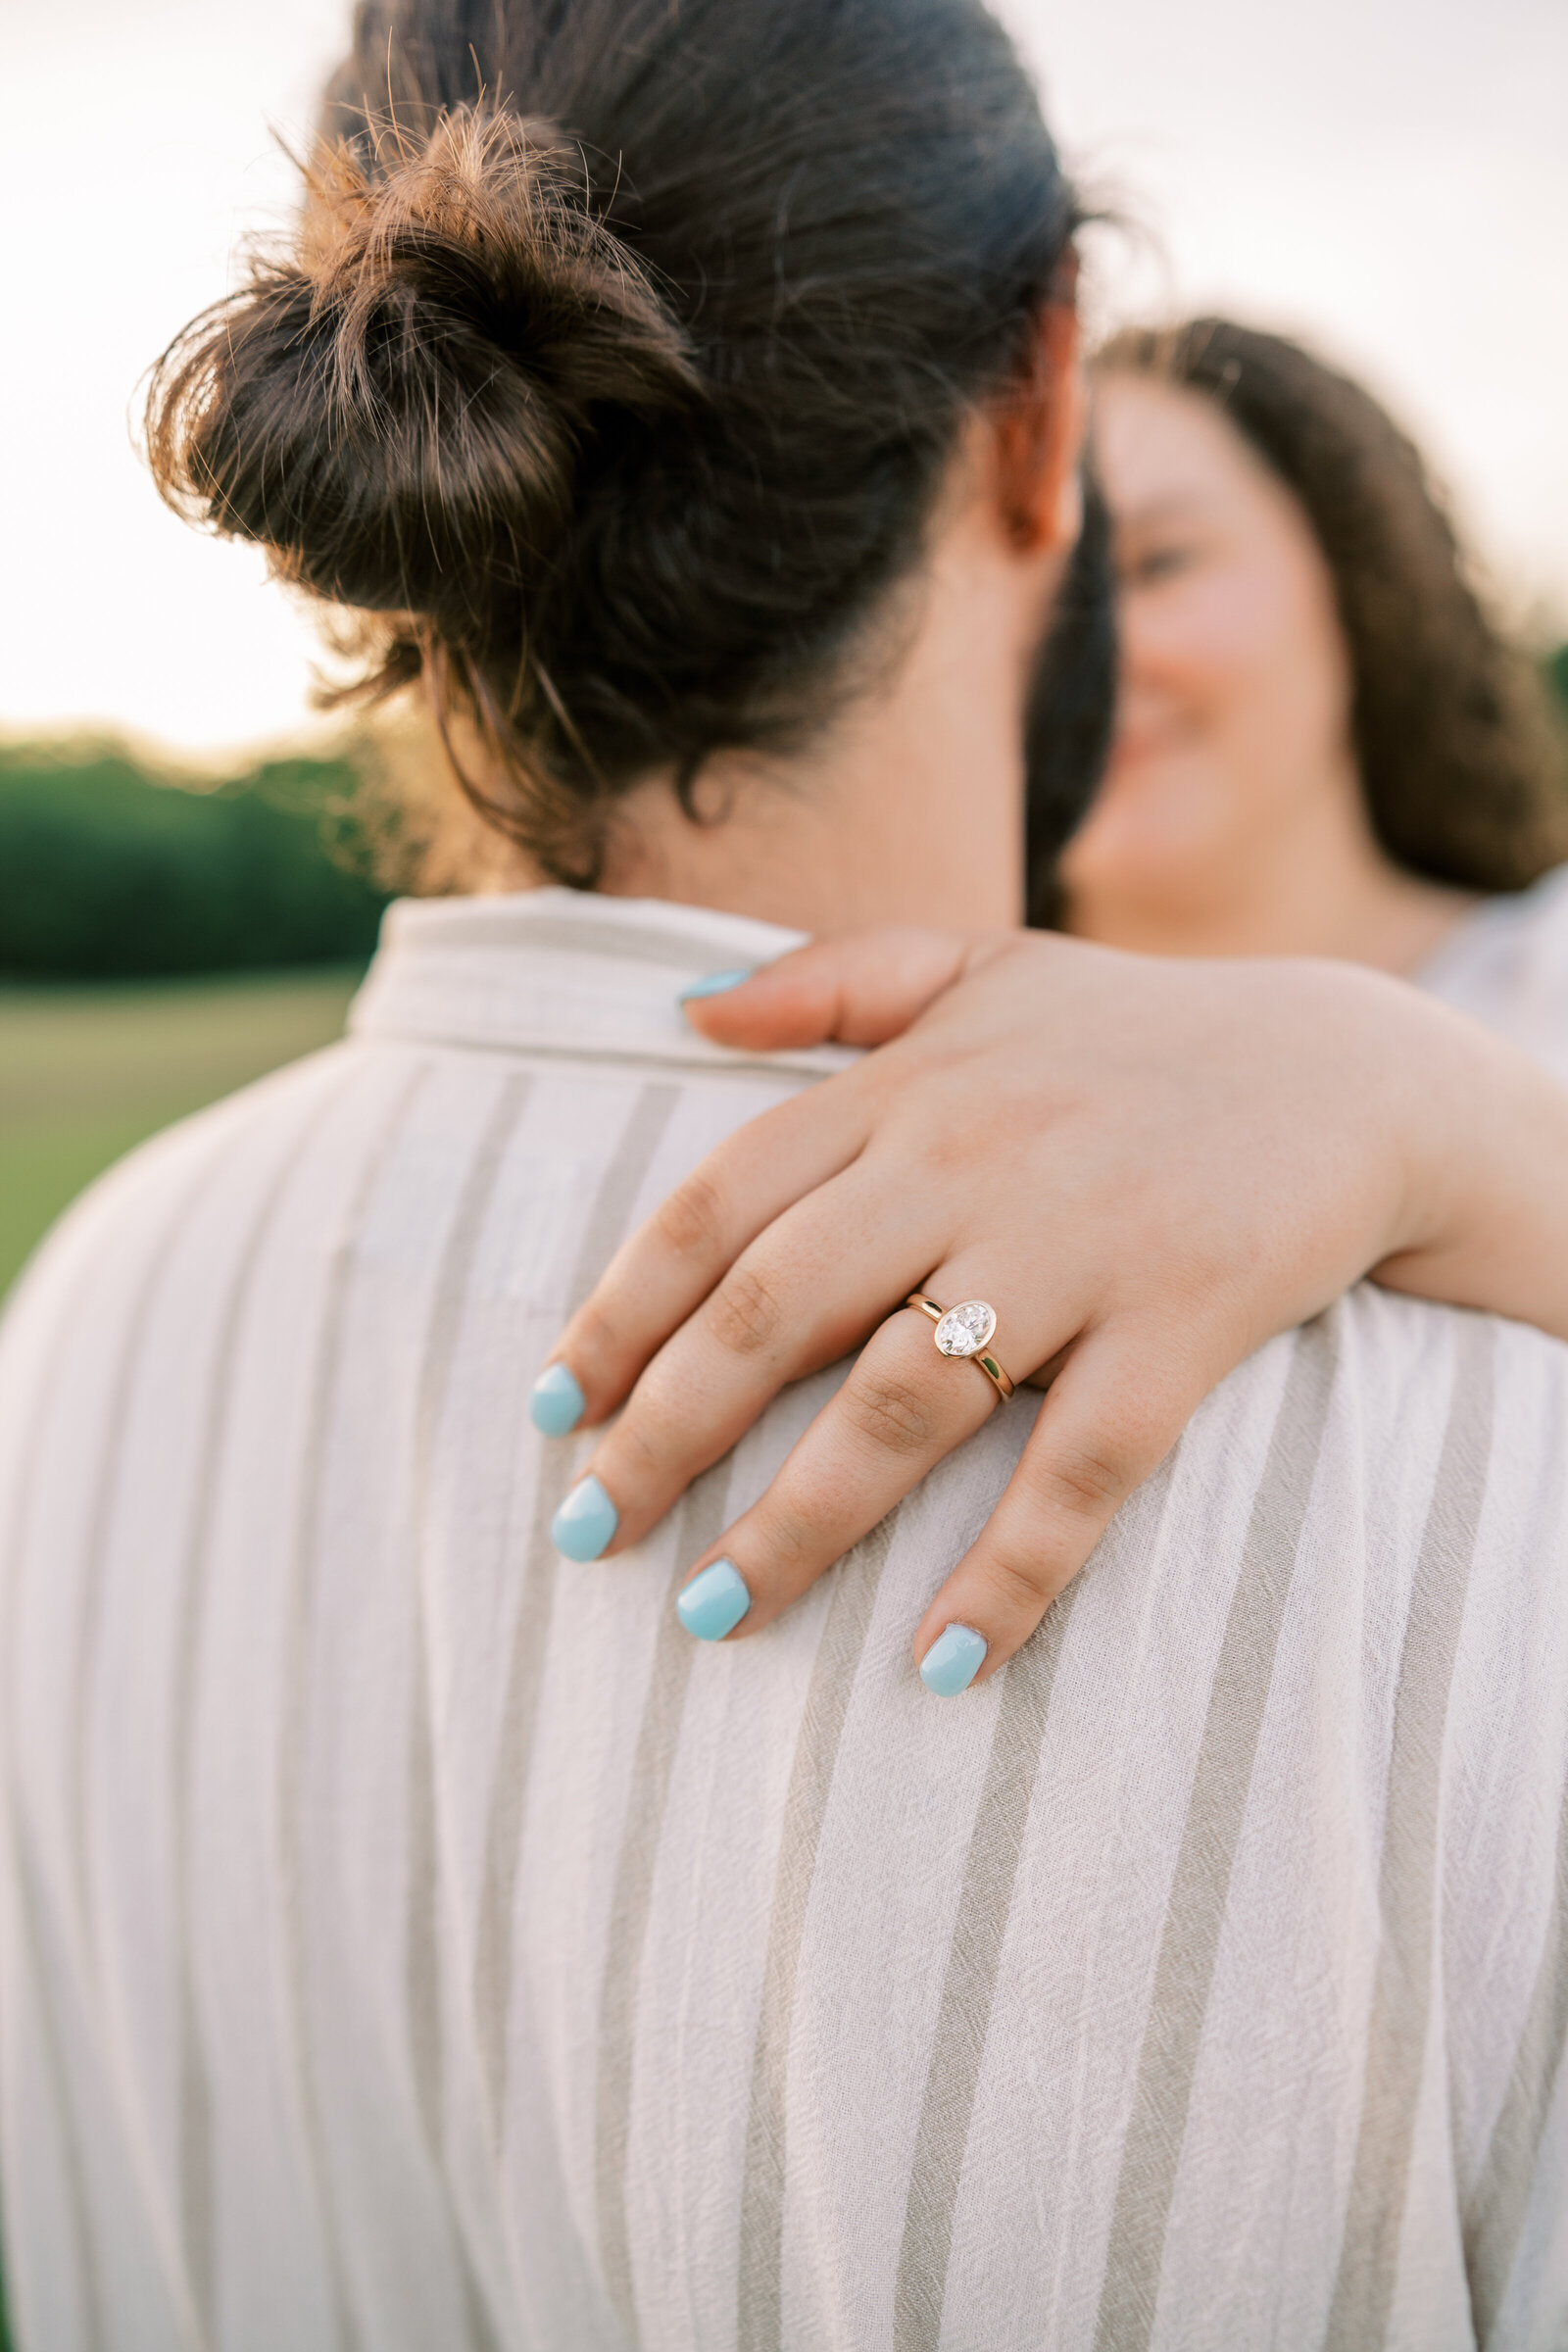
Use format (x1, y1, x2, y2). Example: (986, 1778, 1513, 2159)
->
(537, 1070, 872, 1429)
(680, 927, 975, 1052)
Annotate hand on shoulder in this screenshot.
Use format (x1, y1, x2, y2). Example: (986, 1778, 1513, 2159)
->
(535, 926, 1568, 1689)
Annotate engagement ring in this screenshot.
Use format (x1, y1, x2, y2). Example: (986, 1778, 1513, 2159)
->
(905, 1294, 1015, 1402)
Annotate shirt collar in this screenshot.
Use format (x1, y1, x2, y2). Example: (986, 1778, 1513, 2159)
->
(348, 887, 863, 1080)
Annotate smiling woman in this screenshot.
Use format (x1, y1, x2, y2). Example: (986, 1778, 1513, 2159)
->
(1063, 318, 1568, 967)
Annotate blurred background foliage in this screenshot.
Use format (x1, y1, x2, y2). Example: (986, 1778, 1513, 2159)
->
(3, 651, 1568, 1300)
(0, 739, 389, 978)
(0, 736, 392, 1294)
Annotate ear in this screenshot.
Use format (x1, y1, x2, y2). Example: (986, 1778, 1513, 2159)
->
(993, 285, 1086, 556)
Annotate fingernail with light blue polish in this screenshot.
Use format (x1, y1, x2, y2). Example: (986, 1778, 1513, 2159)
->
(677, 968, 753, 1004)
(919, 1623, 988, 1697)
(553, 1475, 617, 1562)
(676, 1556, 753, 1642)
(530, 1362, 585, 1437)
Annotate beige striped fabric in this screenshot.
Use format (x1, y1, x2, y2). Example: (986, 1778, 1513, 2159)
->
(3, 887, 1568, 2351)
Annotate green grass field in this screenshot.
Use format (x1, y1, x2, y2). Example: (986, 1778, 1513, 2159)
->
(0, 966, 364, 1298)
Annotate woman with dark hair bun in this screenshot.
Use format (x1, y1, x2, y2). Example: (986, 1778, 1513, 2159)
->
(149, 2, 1078, 893)
(1064, 319, 1568, 1074)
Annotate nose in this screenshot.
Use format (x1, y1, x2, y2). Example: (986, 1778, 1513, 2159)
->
(1114, 581, 1160, 691)
(1112, 581, 1190, 737)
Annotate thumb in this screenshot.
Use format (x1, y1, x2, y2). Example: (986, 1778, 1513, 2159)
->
(680, 927, 974, 1050)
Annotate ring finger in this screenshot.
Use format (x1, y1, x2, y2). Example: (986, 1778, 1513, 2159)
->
(669, 1273, 1077, 1645)
(557, 1170, 947, 1558)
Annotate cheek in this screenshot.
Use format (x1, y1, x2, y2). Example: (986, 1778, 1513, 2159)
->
(1134, 565, 1350, 783)
(1065, 564, 1352, 897)
(1130, 570, 1262, 701)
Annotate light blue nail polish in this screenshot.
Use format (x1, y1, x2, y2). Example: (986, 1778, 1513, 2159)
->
(676, 1556, 753, 1642)
(919, 1623, 988, 1697)
(553, 1475, 618, 1562)
(530, 1361, 585, 1437)
(677, 968, 753, 1004)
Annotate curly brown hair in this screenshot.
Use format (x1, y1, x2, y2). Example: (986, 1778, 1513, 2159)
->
(1096, 318, 1568, 894)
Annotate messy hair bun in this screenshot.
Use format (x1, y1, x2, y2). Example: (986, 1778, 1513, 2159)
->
(148, 0, 1076, 881)
(152, 113, 697, 629)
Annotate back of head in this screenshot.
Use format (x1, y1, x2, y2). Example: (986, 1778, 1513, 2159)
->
(147, 0, 1076, 884)
(1096, 318, 1568, 894)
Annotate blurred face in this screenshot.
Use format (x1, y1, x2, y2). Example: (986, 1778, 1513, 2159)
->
(1060, 371, 1361, 940)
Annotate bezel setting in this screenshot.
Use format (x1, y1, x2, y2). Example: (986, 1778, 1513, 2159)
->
(933, 1299, 998, 1359)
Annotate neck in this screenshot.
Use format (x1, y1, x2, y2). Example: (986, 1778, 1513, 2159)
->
(1064, 768, 1477, 974)
(595, 487, 1055, 935)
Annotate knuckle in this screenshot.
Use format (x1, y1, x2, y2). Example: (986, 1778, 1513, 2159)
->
(1031, 1439, 1134, 1521)
(760, 1498, 823, 1573)
(707, 1261, 786, 1358)
(653, 1171, 729, 1265)
(601, 1399, 677, 1486)
(571, 1297, 625, 1369)
(984, 1544, 1059, 1615)
(909, 1116, 972, 1180)
(840, 1367, 938, 1457)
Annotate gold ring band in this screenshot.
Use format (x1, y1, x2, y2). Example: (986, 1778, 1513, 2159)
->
(905, 1293, 1016, 1402)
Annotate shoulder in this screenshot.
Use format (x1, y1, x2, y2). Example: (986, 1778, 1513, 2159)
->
(0, 1036, 399, 1425)
(1416, 862, 1568, 1081)
(1128, 1290, 1568, 2015)
(1179, 1284, 1568, 1557)
(1123, 1287, 1568, 1743)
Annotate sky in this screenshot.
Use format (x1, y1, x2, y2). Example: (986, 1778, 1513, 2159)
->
(2, 0, 1563, 760)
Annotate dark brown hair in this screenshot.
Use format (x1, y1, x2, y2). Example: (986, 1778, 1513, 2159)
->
(1096, 318, 1568, 893)
(146, 0, 1077, 884)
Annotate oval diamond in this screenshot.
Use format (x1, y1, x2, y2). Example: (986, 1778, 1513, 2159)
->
(933, 1299, 997, 1358)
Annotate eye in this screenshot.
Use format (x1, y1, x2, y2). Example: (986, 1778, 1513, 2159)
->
(1122, 541, 1197, 587)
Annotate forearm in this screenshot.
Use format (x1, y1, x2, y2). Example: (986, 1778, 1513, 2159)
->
(1373, 1005, 1568, 1338)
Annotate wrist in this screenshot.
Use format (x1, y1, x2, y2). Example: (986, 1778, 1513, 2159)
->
(1381, 992, 1491, 1263)
(1372, 997, 1568, 1336)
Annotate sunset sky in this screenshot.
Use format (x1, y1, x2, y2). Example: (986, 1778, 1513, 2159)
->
(3, 0, 1563, 758)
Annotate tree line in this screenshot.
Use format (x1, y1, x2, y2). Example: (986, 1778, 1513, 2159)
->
(0, 742, 390, 979)
(4, 648, 1566, 981)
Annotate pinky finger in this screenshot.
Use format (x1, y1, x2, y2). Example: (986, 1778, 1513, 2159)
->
(911, 1324, 1205, 1694)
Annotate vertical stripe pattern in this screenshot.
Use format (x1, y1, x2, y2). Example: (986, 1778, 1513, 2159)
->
(1324, 1314, 1495, 2347)
(473, 1081, 680, 2138)
(737, 1512, 899, 2352)
(1, 1224, 149, 2352)
(894, 1586, 1079, 2350)
(1464, 1770, 1568, 2343)
(65, 1119, 262, 2352)
(404, 1072, 533, 2352)
(172, 1070, 350, 2340)
(1093, 1316, 1340, 2352)
(276, 1062, 434, 2352)
(2, 895, 1566, 2352)
(596, 1462, 736, 2338)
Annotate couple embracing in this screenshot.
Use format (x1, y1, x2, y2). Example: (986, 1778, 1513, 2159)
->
(3, 1, 1567, 2346)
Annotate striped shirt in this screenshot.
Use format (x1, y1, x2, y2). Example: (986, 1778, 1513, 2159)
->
(2, 886, 1568, 2352)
